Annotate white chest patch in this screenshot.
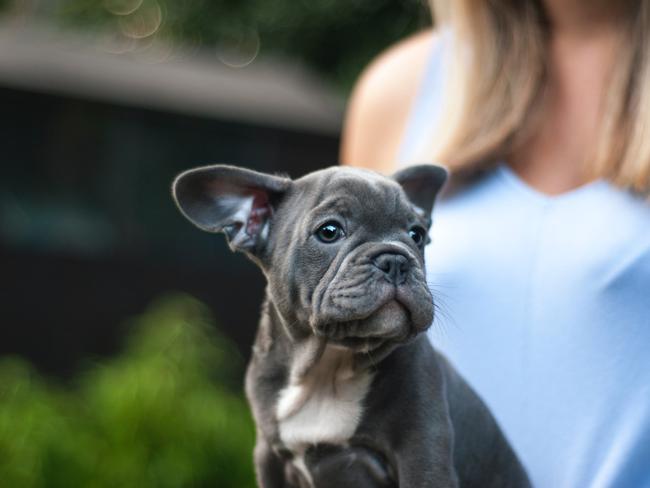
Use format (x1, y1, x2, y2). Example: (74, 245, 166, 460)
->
(276, 345, 373, 453)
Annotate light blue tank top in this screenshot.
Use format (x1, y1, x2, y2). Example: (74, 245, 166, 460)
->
(400, 35, 650, 488)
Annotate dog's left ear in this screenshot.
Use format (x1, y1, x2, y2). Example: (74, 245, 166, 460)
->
(172, 165, 292, 255)
(392, 164, 448, 216)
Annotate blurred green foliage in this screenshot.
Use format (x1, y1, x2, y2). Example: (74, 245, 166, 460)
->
(0, 295, 256, 488)
(0, 0, 430, 92)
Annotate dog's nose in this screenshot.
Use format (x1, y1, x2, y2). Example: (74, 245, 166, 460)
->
(373, 253, 409, 285)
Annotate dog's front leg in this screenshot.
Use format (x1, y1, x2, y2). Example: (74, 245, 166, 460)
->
(394, 447, 459, 488)
(254, 439, 298, 488)
(391, 415, 459, 488)
(307, 445, 397, 488)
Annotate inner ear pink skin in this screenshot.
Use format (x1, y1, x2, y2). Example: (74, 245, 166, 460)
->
(247, 191, 272, 237)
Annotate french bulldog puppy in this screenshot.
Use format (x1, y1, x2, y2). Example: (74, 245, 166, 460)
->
(172, 164, 530, 488)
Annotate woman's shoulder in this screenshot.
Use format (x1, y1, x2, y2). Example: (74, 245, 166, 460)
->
(340, 29, 440, 173)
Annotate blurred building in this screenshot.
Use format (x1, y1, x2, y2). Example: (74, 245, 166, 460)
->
(0, 23, 343, 376)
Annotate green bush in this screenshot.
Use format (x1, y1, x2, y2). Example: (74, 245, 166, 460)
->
(0, 295, 256, 488)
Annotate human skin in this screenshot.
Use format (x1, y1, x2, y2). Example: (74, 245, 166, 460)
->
(341, 0, 629, 196)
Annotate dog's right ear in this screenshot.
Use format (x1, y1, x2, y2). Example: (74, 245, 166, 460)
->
(172, 165, 292, 255)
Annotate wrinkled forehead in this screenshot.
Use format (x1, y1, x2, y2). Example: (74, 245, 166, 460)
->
(294, 167, 415, 220)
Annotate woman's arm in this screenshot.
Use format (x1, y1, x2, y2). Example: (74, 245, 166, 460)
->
(340, 29, 438, 173)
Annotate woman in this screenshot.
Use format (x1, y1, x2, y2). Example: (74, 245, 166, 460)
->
(342, 1, 650, 486)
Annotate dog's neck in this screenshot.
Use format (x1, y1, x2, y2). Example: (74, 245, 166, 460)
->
(258, 293, 399, 385)
(266, 295, 377, 458)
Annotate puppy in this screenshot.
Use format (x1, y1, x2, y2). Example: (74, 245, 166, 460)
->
(172, 164, 530, 488)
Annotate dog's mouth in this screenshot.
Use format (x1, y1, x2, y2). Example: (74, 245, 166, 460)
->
(328, 335, 387, 353)
(317, 300, 413, 352)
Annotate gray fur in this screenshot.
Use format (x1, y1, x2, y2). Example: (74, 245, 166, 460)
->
(172, 164, 530, 487)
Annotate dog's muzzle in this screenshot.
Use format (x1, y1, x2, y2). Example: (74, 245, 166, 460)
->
(310, 244, 434, 350)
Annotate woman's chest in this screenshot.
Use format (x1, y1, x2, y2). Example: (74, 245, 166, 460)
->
(425, 178, 650, 386)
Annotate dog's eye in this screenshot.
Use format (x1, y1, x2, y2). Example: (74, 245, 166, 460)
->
(315, 221, 344, 243)
(408, 226, 426, 247)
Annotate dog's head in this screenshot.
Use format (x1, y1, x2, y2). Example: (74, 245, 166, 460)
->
(172, 165, 447, 352)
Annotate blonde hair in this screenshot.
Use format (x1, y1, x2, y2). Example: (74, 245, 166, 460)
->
(425, 0, 650, 193)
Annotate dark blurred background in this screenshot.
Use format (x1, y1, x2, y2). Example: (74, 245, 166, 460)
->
(0, 0, 430, 485)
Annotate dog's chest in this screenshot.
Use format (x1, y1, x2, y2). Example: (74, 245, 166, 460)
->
(276, 346, 374, 452)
